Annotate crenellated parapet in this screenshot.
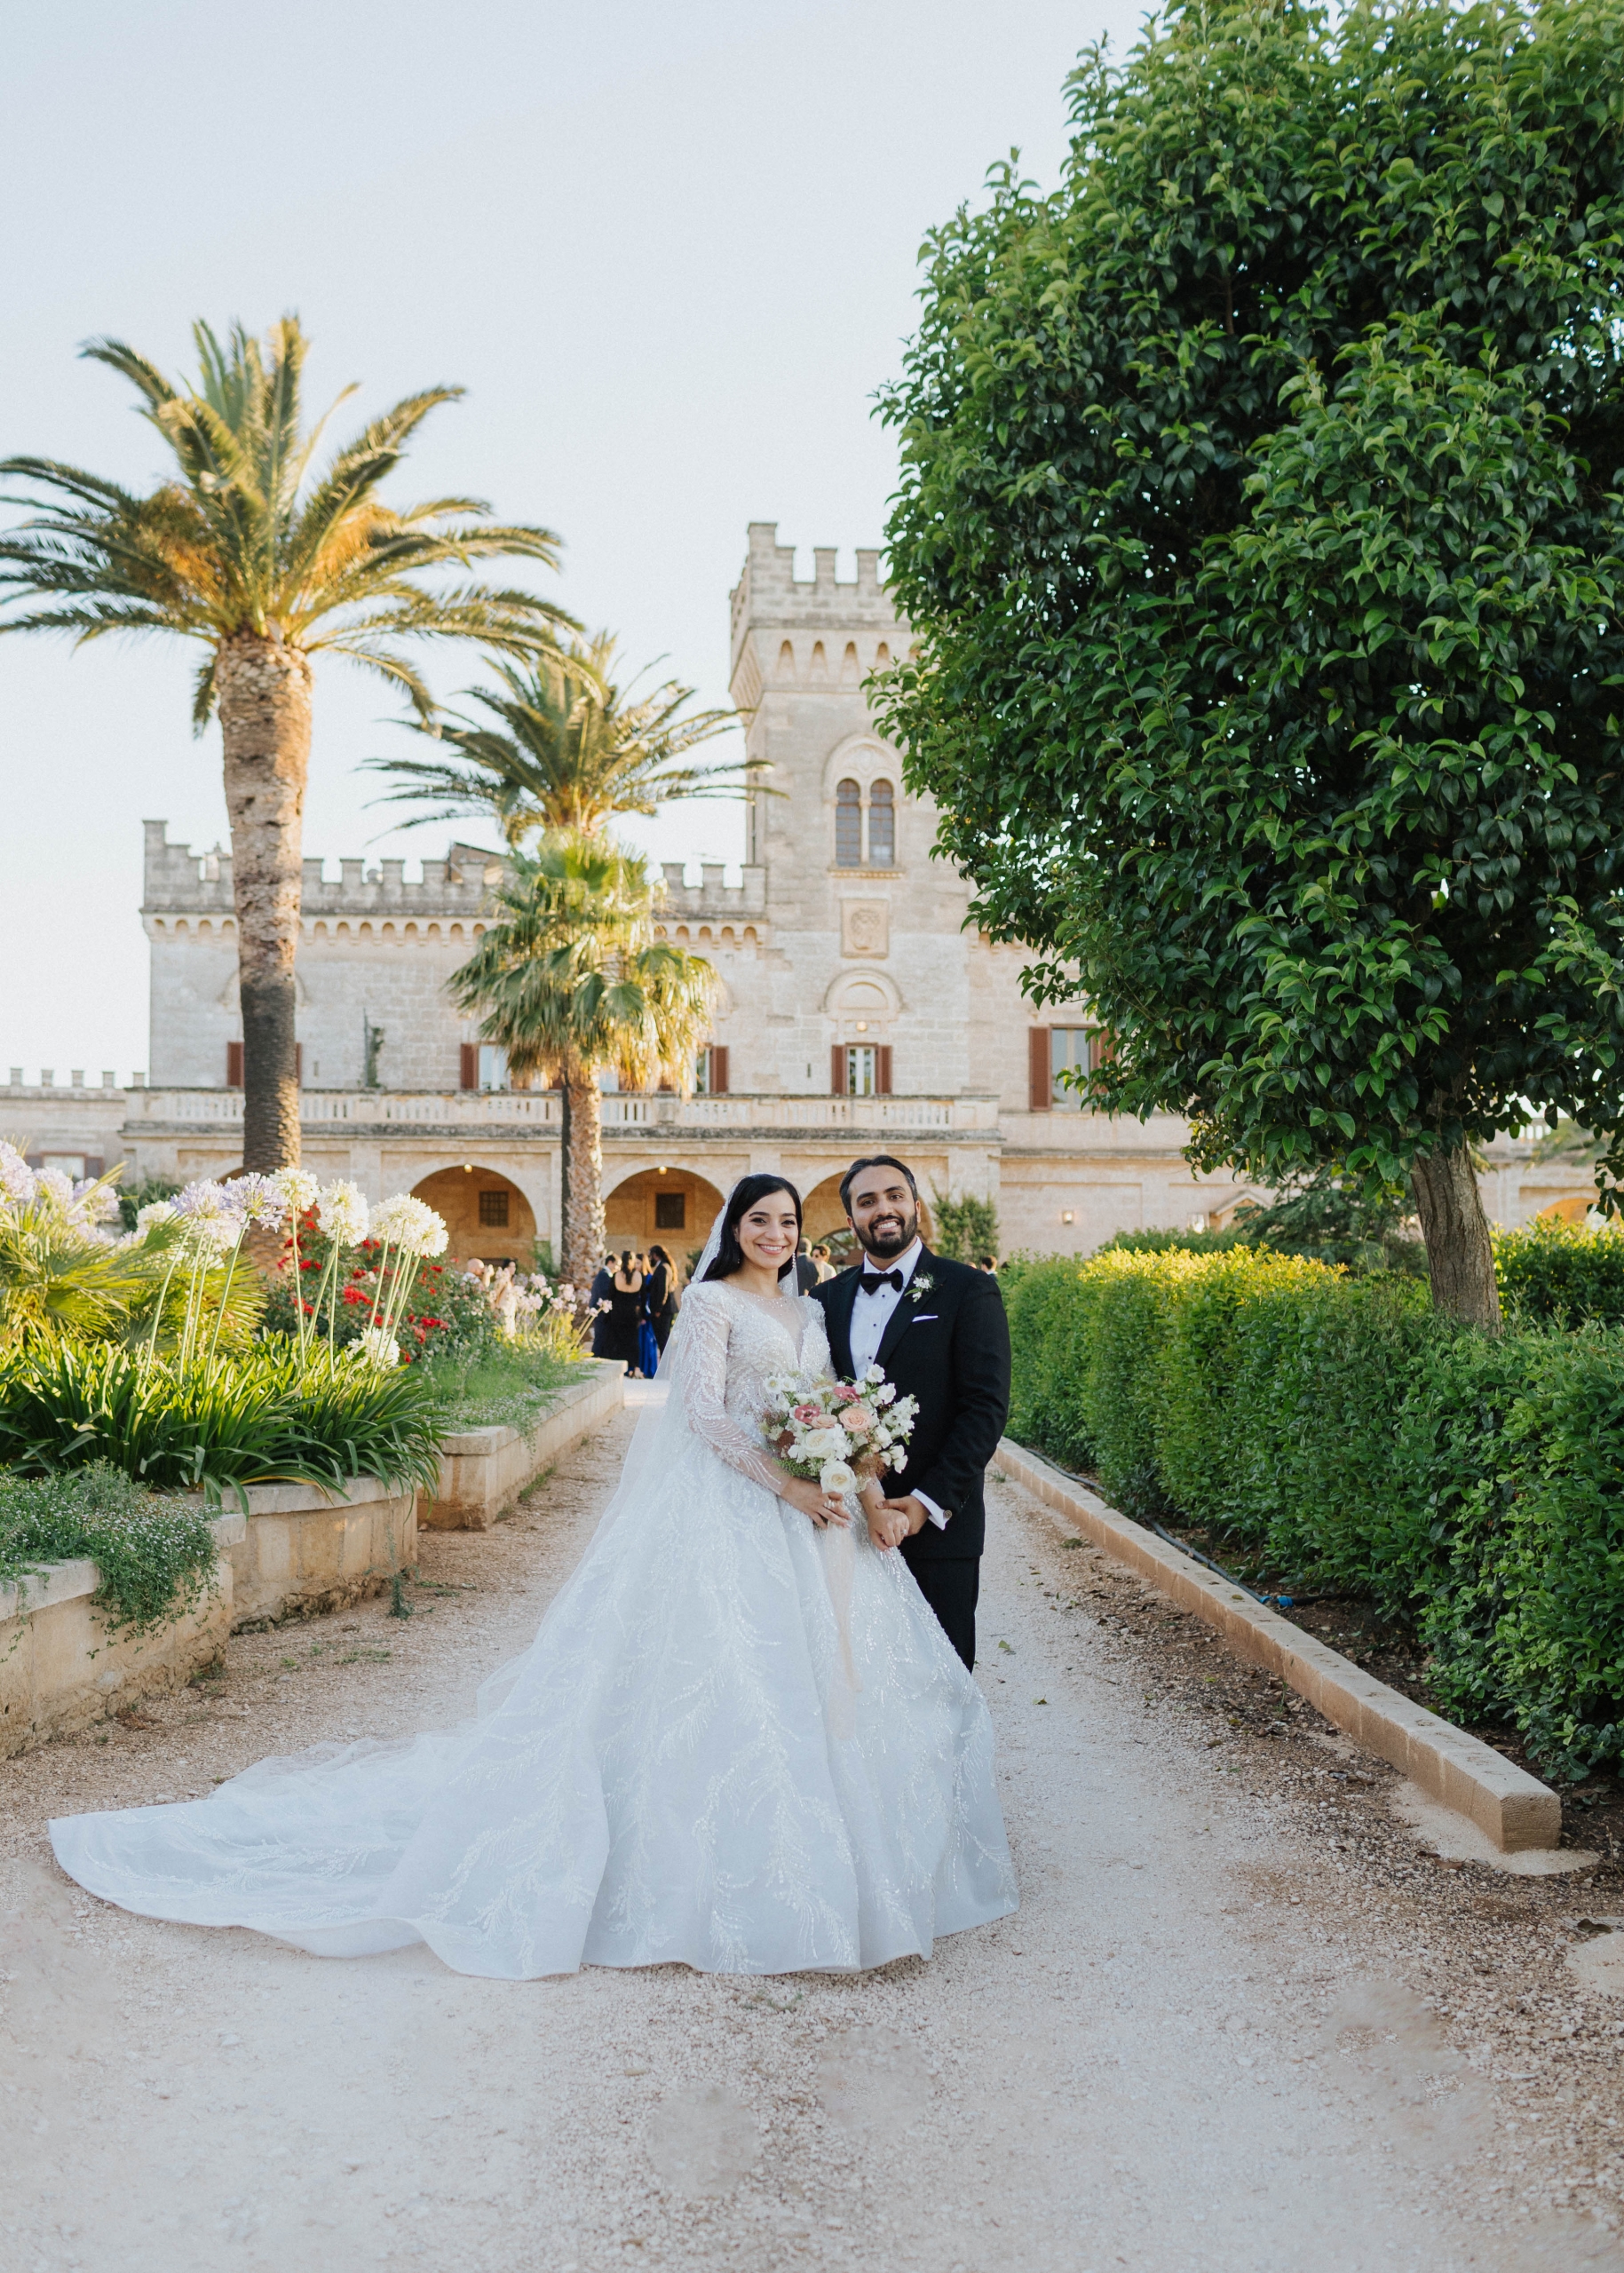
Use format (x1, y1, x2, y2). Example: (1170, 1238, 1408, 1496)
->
(142, 822, 503, 923)
(656, 863, 767, 920)
(729, 523, 905, 703)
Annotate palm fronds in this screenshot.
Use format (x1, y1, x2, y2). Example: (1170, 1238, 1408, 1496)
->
(448, 835, 718, 1091)
(367, 634, 763, 841)
(0, 315, 574, 721)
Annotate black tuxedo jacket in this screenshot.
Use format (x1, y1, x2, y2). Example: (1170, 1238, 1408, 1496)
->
(811, 1249, 1010, 1563)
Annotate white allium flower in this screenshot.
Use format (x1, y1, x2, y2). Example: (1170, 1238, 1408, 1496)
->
(270, 1166, 320, 1216)
(35, 1167, 75, 1214)
(370, 1192, 448, 1258)
(353, 1324, 401, 1368)
(316, 1179, 370, 1246)
(819, 1460, 856, 1495)
(173, 1178, 246, 1254)
(226, 1171, 288, 1229)
(0, 1141, 36, 1206)
(135, 1199, 180, 1237)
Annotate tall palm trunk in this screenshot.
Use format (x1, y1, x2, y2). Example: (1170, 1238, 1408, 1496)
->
(561, 1066, 605, 1291)
(218, 634, 311, 1170)
(1411, 1144, 1501, 1331)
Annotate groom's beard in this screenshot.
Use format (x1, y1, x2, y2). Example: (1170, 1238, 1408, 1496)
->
(856, 1205, 918, 1261)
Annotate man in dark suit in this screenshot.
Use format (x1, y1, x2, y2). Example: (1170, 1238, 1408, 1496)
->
(809, 1155, 1011, 1670)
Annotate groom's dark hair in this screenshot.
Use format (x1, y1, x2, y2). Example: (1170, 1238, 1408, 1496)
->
(838, 1154, 917, 1215)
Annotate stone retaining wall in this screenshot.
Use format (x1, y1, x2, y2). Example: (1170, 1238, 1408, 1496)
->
(0, 1513, 244, 1757)
(422, 1361, 627, 1531)
(219, 1477, 419, 1628)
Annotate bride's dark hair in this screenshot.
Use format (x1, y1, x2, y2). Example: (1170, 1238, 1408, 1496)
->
(701, 1175, 803, 1282)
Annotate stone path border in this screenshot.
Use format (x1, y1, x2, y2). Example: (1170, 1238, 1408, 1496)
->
(423, 1360, 628, 1530)
(996, 1436, 1563, 1854)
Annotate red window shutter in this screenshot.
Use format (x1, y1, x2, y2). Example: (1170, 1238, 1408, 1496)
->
(459, 1043, 479, 1090)
(1028, 1028, 1051, 1110)
(226, 1041, 243, 1089)
(875, 1044, 892, 1096)
(294, 1043, 304, 1087)
(1090, 1028, 1116, 1071)
(831, 1043, 846, 1097)
(709, 1045, 729, 1096)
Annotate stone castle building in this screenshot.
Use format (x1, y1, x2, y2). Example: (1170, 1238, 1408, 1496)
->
(4, 527, 1580, 1263)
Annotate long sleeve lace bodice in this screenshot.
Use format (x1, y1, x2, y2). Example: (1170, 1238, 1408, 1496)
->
(673, 1281, 830, 1495)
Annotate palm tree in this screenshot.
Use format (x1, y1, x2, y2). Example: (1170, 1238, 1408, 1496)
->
(0, 317, 570, 1170)
(362, 631, 763, 843)
(448, 836, 717, 1288)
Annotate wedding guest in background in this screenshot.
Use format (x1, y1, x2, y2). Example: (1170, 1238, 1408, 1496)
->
(794, 1235, 820, 1294)
(644, 1244, 677, 1359)
(606, 1250, 646, 1374)
(589, 1253, 615, 1358)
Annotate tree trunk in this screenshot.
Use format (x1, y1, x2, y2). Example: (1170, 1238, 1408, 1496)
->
(218, 633, 312, 1171)
(561, 1071, 604, 1292)
(1411, 1145, 1501, 1331)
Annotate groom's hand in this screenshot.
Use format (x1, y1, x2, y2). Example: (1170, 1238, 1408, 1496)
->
(882, 1496, 931, 1539)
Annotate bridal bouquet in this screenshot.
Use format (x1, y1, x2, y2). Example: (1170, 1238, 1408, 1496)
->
(762, 1364, 919, 1498)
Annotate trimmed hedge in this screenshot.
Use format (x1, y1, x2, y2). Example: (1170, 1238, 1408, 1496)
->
(1003, 1248, 1624, 1779)
(1493, 1218, 1624, 1326)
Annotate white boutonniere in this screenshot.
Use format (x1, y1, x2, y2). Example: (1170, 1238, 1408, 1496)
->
(907, 1273, 935, 1303)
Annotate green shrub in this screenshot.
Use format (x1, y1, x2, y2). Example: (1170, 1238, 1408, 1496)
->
(0, 1461, 219, 1635)
(0, 1342, 447, 1501)
(422, 1338, 585, 1433)
(930, 1190, 1001, 1265)
(1493, 1218, 1624, 1326)
(1003, 1243, 1624, 1778)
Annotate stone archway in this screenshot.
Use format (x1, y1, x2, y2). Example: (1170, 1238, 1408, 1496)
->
(411, 1165, 536, 1266)
(1537, 1193, 1597, 1225)
(604, 1168, 726, 1268)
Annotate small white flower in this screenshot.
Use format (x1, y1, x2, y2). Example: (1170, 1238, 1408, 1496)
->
(368, 1193, 448, 1258)
(226, 1171, 288, 1230)
(819, 1460, 857, 1496)
(0, 1141, 36, 1206)
(861, 1362, 885, 1383)
(799, 1427, 847, 1462)
(271, 1166, 321, 1216)
(35, 1166, 75, 1214)
(316, 1179, 370, 1246)
(353, 1324, 401, 1368)
(135, 1199, 180, 1237)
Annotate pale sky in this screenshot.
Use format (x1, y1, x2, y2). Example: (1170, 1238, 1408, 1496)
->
(1, 0, 1143, 1082)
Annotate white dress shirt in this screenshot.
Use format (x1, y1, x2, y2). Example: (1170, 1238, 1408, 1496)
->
(848, 1239, 948, 1531)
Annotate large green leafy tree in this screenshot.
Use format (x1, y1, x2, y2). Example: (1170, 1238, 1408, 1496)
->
(877, 0, 1624, 1327)
(0, 319, 568, 1171)
(365, 630, 759, 843)
(449, 836, 716, 1288)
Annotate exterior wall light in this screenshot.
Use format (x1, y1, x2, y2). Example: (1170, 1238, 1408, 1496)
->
(1060, 1208, 1075, 1224)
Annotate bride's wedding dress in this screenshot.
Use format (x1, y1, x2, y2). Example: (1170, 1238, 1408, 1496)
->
(51, 1283, 1017, 1978)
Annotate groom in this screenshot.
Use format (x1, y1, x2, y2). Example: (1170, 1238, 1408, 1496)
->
(811, 1156, 1010, 1670)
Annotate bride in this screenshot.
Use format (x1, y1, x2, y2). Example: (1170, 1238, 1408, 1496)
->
(50, 1175, 1018, 1979)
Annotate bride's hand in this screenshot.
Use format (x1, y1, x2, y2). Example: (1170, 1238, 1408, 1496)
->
(865, 1502, 909, 1552)
(780, 1475, 850, 1529)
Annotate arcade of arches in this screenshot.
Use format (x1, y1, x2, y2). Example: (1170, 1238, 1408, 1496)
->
(410, 1166, 536, 1266)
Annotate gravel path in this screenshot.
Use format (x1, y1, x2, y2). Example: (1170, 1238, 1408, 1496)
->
(1, 1414, 1620, 2272)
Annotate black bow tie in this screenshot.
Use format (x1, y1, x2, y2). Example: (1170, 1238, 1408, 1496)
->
(860, 1270, 904, 1294)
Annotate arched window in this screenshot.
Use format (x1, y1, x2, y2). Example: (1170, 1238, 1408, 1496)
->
(836, 779, 862, 867)
(867, 780, 895, 866)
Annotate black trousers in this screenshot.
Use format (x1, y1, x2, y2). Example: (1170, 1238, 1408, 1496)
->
(900, 1553, 979, 1673)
